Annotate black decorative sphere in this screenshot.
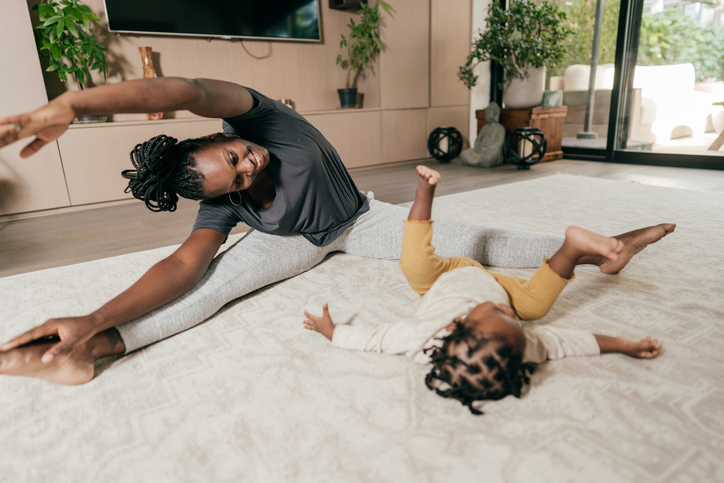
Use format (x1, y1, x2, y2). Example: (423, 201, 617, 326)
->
(427, 126, 463, 163)
(504, 127, 547, 170)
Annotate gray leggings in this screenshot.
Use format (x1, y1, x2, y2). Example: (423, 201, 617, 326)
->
(117, 196, 564, 352)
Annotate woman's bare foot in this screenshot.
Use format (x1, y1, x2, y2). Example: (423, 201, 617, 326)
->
(581, 223, 676, 274)
(0, 342, 95, 385)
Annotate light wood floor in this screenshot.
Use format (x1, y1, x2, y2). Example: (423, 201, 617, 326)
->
(2, 158, 723, 278)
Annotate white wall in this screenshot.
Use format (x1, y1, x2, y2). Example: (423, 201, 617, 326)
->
(468, 0, 492, 142)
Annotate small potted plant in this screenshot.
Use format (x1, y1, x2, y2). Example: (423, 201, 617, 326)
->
(33, 0, 108, 121)
(336, 0, 393, 108)
(458, 0, 571, 108)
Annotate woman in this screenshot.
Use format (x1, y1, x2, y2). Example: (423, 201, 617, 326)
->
(0, 77, 670, 385)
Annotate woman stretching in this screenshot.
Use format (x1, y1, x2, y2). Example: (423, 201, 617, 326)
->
(0, 78, 672, 385)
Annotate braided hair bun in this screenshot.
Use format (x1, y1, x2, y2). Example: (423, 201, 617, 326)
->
(423, 320, 536, 415)
(122, 134, 208, 212)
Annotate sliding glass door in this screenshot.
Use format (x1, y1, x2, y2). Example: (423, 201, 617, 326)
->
(611, 0, 724, 168)
(538, 0, 621, 154)
(529, 0, 724, 169)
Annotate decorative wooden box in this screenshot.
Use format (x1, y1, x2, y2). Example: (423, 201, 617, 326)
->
(476, 106, 568, 162)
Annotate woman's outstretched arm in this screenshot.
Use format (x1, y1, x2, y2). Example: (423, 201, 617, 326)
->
(0, 228, 227, 364)
(0, 77, 254, 157)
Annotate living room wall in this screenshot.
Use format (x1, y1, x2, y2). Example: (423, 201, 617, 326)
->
(0, 0, 472, 217)
(35, 0, 471, 119)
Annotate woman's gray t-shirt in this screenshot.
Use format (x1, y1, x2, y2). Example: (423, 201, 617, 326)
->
(192, 87, 369, 247)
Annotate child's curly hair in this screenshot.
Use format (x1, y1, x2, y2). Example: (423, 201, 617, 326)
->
(424, 321, 537, 415)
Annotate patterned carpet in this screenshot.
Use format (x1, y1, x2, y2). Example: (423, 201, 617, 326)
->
(1, 174, 722, 482)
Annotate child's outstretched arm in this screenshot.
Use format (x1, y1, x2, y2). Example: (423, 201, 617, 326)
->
(524, 327, 663, 362)
(595, 334, 662, 359)
(303, 303, 453, 359)
(407, 165, 440, 221)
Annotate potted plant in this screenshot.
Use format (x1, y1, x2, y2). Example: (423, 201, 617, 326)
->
(458, 0, 571, 109)
(336, 0, 392, 108)
(33, 0, 108, 121)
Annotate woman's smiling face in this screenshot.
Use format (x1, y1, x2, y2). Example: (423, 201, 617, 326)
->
(193, 133, 270, 198)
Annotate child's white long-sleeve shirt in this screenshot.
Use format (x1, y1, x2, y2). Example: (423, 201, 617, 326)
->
(332, 266, 600, 364)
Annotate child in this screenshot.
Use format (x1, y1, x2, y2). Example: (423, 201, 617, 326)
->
(303, 166, 664, 415)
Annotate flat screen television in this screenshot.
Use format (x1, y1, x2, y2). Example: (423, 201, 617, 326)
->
(103, 0, 321, 42)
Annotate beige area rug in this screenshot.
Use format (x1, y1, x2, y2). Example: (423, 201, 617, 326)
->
(1, 174, 723, 483)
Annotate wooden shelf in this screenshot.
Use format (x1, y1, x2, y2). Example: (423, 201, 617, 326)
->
(67, 115, 210, 129)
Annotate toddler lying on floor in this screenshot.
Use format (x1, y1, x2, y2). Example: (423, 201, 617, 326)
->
(303, 166, 664, 414)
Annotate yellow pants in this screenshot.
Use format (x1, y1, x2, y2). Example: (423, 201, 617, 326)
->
(399, 220, 573, 320)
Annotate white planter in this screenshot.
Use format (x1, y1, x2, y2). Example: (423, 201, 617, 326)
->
(503, 67, 546, 109)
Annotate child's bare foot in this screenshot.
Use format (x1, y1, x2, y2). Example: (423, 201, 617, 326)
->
(565, 226, 624, 262)
(303, 302, 335, 341)
(548, 226, 624, 279)
(416, 165, 440, 190)
(581, 223, 676, 274)
(0, 342, 95, 385)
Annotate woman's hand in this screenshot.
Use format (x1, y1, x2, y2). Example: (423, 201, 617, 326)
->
(0, 314, 100, 364)
(303, 302, 335, 341)
(0, 95, 76, 158)
(0, 229, 225, 371)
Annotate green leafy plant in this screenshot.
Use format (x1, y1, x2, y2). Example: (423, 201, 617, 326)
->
(459, 0, 571, 89)
(336, 0, 393, 89)
(543, 0, 620, 79)
(638, 8, 724, 83)
(33, 0, 107, 89)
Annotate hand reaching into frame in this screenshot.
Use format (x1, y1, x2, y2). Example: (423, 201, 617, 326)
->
(0, 96, 76, 158)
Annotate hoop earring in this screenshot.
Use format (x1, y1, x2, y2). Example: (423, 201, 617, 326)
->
(229, 190, 242, 206)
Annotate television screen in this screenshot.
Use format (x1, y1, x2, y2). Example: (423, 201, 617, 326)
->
(103, 0, 321, 42)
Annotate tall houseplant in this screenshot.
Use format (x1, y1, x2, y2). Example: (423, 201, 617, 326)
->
(459, 0, 571, 108)
(336, 0, 392, 108)
(33, 0, 107, 94)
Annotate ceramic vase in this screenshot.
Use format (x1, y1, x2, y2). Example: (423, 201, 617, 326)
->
(503, 67, 546, 109)
(139, 47, 164, 120)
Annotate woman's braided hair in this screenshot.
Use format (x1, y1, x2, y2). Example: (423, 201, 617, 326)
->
(122, 134, 211, 212)
(424, 321, 537, 415)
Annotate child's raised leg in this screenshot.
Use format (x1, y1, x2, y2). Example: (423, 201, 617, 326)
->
(548, 226, 625, 279)
(408, 165, 441, 221)
(401, 166, 466, 296)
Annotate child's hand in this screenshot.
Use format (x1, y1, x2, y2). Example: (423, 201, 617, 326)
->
(303, 302, 335, 341)
(619, 336, 662, 359)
